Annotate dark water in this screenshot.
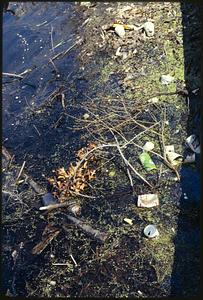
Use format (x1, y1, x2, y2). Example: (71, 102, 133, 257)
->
(3, 2, 81, 130)
(2, 2, 87, 181)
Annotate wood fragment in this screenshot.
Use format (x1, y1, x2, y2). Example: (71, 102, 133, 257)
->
(25, 176, 46, 194)
(33, 124, 41, 136)
(2, 72, 24, 79)
(32, 227, 60, 255)
(39, 201, 80, 212)
(62, 214, 108, 243)
(16, 161, 26, 182)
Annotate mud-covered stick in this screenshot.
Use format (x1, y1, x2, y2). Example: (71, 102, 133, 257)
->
(62, 214, 108, 243)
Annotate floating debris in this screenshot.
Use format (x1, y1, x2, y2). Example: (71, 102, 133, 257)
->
(137, 194, 159, 208)
(144, 224, 159, 238)
(185, 134, 200, 154)
(143, 141, 154, 152)
(124, 218, 133, 225)
(139, 152, 157, 172)
(160, 74, 174, 84)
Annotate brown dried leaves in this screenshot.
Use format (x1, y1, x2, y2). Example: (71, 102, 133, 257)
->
(48, 143, 97, 202)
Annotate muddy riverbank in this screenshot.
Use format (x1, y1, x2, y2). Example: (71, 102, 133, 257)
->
(2, 2, 200, 297)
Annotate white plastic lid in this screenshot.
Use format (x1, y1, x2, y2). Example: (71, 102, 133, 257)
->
(144, 224, 159, 238)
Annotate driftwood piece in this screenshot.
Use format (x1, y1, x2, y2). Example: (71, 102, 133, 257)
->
(62, 214, 108, 243)
(39, 202, 81, 215)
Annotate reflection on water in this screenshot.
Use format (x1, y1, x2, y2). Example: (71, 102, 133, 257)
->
(3, 2, 79, 126)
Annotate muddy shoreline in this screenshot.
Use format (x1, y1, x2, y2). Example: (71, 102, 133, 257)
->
(2, 2, 200, 297)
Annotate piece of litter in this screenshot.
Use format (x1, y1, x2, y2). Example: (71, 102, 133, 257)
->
(166, 151, 183, 166)
(137, 194, 159, 208)
(122, 52, 128, 60)
(49, 280, 56, 286)
(148, 97, 158, 103)
(114, 24, 125, 38)
(124, 218, 133, 225)
(83, 113, 90, 120)
(185, 134, 200, 154)
(144, 224, 159, 238)
(143, 141, 154, 151)
(139, 152, 157, 172)
(108, 170, 116, 177)
(160, 74, 174, 85)
(115, 46, 122, 56)
(164, 145, 175, 153)
(142, 21, 154, 36)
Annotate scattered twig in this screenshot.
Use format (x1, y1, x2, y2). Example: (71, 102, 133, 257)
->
(61, 93, 65, 109)
(33, 125, 41, 136)
(16, 161, 26, 183)
(39, 201, 79, 211)
(71, 191, 96, 199)
(49, 58, 59, 73)
(3, 72, 24, 79)
(50, 25, 54, 52)
(70, 254, 77, 266)
(52, 38, 82, 61)
(32, 228, 61, 255)
(113, 134, 154, 188)
(52, 262, 68, 266)
(73, 143, 117, 180)
(62, 214, 108, 243)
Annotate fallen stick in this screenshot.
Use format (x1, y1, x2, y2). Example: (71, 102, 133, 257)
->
(25, 176, 46, 194)
(52, 38, 82, 61)
(16, 161, 26, 182)
(62, 214, 108, 243)
(39, 202, 81, 216)
(2, 146, 46, 194)
(2, 72, 24, 79)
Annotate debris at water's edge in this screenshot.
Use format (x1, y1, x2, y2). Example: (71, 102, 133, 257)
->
(2, 2, 200, 297)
